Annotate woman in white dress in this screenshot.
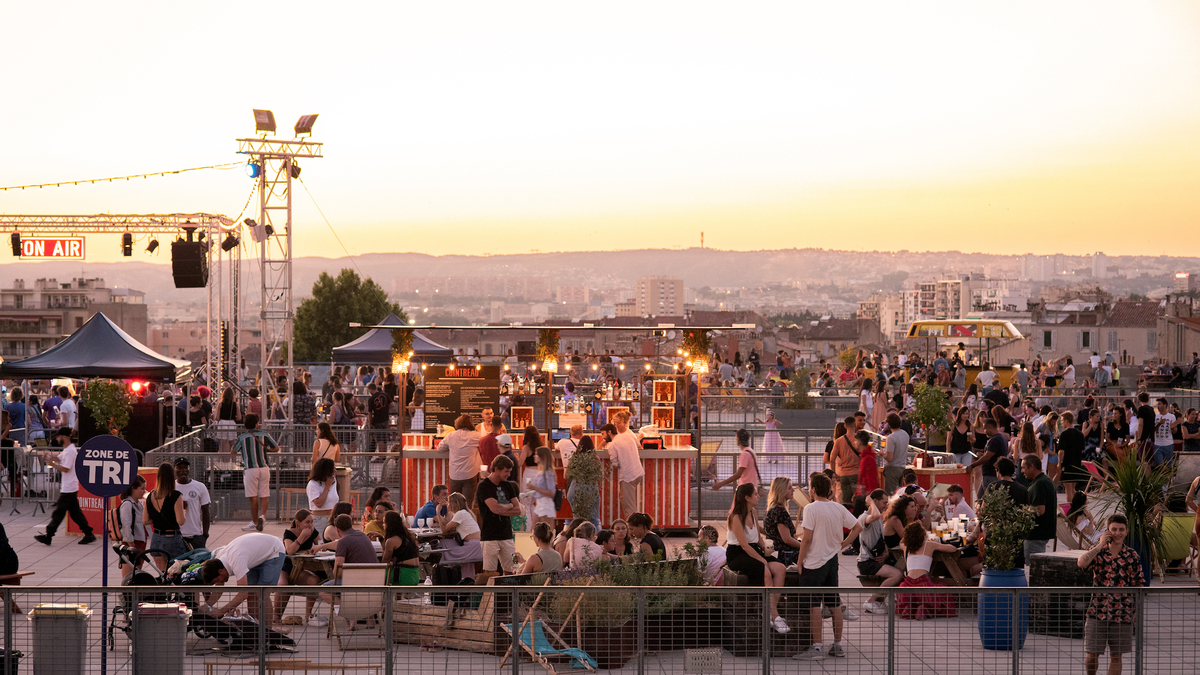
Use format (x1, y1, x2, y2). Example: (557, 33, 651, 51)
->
(755, 410, 784, 460)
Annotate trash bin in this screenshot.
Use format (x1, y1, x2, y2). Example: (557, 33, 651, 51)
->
(335, 465, 351, 503)
(0, 650, 23, 675)
(134, 603, 192, 675)
(29, 603, 89, 674)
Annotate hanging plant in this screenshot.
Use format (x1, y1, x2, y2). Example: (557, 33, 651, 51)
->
(680, 330, 711, 359)
(390, 329, 414, 359)
(81, 380, 133, 434)
(536, 329, 560, 361)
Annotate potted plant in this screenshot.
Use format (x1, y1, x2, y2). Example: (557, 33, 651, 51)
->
(80, 380, 132, 437)
(1094, 447, 1177, 585)
(908, 382, 951, 450)
(976, 486, 1036, 650)
(543, 575, 637, 669)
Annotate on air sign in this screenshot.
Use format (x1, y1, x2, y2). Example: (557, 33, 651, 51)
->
(20, 237, 85, 259)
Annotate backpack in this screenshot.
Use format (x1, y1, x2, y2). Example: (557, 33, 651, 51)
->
(109, 498, 133, 541)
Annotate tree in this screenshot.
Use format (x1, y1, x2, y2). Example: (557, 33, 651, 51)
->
(293, 269, 406, 362)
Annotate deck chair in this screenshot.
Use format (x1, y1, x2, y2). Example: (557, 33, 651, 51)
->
(1154, 514, 1198, 582)
(331, 563, 389, 651)
(1054, 512, 1083, 551)
(501, 621, 597, 673)
(1081, 461, 1104, 494)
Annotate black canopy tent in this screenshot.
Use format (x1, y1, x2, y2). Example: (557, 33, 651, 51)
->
(0, 312, 192, 382)
(331, 314, 454, 364)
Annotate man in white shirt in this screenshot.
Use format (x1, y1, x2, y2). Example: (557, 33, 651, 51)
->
(794, 473, 862, 661)
(57, 387, 78, 431)
(1089, 352, 1103, 370)
(1152, 398, 1177, 467)
(34, 427, 95, 546)
(555, 424, 584, 469)
(602, 411, 643, 519)
(941, 484, 977, 520)
(201, 533, 287, 624)
(175, 457, 212, 549)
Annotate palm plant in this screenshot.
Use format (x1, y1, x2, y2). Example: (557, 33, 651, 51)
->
(1093, 449, 1177, 572)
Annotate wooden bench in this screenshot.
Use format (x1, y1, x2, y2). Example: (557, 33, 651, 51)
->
(0, 571, 35, 614)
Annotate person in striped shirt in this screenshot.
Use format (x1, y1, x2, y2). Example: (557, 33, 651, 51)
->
(232, 414, 279, 532)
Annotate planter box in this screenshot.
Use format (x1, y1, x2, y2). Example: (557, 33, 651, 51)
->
(578, 621, 638, 670)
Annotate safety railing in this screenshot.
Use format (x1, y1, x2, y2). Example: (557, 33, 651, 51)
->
(1, 583, 1194, 674)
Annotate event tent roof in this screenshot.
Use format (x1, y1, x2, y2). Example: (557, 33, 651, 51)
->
(0, 312, 192, 382)
(331, 314, 454, 364)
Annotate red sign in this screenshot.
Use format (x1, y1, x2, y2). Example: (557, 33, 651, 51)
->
(20, 237, 85, 259)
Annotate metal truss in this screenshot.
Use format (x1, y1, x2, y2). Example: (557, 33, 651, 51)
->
(0, 214, 232, 233)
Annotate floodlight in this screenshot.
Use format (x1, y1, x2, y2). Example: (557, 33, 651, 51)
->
(294, 114, 318, 136)
(221, 233, 240, 252)
(145, 239, 160, 255)
(253, 109, 277, 134)
(10, 233, 20, 256)
(246, 161, 262, 178)
(121, 233, 133, 257)
(289, 162, 301, 179)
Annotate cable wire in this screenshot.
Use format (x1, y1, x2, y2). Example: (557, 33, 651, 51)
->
(297, 177, 363, 278)
(0, 162, 244, 191)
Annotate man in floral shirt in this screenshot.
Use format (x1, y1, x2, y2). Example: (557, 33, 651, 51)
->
(1077, 514, 1142, 675)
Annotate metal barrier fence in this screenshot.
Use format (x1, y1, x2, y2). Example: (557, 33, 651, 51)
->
(3, 584, 1197, 674)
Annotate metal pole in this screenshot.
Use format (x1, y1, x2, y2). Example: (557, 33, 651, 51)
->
(886, 587, 895, 675)
(511, 587, 520, 675)
(258, 587, 268, 675)
(637, 588, 646, 675)
(1011, 588, 1020, 675)
(761, 587, 770, 675)
(130, 587, 139, 675)
(1134, 589, 1144, 675)
(3, 583, 11, 675)
(102, 494, 110, 675)
(383, 588, 394, 675)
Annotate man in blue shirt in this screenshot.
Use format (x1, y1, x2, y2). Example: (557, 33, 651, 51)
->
(4, 388, 26, 445)
(414, 484, 448, 527)
(932, 352, 950, 387)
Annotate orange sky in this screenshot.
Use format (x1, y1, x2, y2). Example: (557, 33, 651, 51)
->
(2, 2, 1199, 263)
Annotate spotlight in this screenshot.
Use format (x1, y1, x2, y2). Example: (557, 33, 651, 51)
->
(10, 233, 20, 257)
(121, 233, 132, 257)
(253, 109, 276, 134)
(294, 114, 318, 136)
(246, 162, 262, 178)
(221, 233, 240, 252)
(145, 239, 159, 255)
(288, 162, 301, 179)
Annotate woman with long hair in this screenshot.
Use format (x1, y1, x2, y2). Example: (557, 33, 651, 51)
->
(1066, 492, 1099, 547)
(306, 458, 338, 534)
(961, 383, 980, 412)
(439, 492, 482, 579)
(525, 446, 558, 531)
(725, 482, 789, 633)
(312, 422, 341, 463)
(882, 495, 918, 554)
(1013, 422, 1042, 470)
(362, 486, 391, 529)
(323, 501, 354, 545)
(143, 463, 186, 571)
(859, 378, 875, 426)
(382, 510, 420, 586)
(610, 518, 634, 556)
(114, 475, 148, 579)
(823, 421, 847, 473)
(215, 386, 241, 453)
(895, 521, 958, 620)
(518, 522, 563, 574)
(763, 477, 802, 566)
(871, 379, 889, 433)
(276, 509, 326, 626)
(553, 518, 587, 560)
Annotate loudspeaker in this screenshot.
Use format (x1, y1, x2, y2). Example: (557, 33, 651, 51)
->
(171, 240, 208, 288)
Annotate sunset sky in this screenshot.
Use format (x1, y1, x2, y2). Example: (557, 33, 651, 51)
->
(2, 2, 1199, 263)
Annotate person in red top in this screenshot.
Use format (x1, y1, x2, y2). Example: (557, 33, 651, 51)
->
(478, 416, 504, 467)
(1078, 513, 1142, 675)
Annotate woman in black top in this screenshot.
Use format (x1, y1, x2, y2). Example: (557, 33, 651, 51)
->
(383, 511, 420, 585)
(882, 495, 917, 550)
(143, 463, 187, 570)
(762, 477, 802, 566)
(1105, 407, 1130, 444)
(949, 407, 974, 461)
(610, 519, 635, 556)
(276, 508, 325, 626)
(627, 512, 666, 560)
(0, 521, 18, 576)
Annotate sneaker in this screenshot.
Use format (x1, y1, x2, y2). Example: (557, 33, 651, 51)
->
(307, 615, 328, 627)
(793, 646, 825, 661)
(256, 517, 265, 532)
(34, 534, 51, 546)
(863, 601, 887, 615)
(79, 533, 97, 545)
(821, 606, 832, 619)
(843, 607, 860, 621)
(771, 616, 790, 634)
(828, 643, 846, 658)
(242, 522, 258, 530)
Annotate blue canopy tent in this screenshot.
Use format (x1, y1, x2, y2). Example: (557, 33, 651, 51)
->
(330, 313, 453, 364)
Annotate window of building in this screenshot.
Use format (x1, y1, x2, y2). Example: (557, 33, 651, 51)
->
(1108, 331, 1118, 352)
(1081, 331, 1091, 349)
(1042, 330, 1053, 350)
(1147, 331, 1158, 353)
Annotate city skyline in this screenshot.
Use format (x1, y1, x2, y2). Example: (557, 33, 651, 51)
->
(3, 2, 1199, 263)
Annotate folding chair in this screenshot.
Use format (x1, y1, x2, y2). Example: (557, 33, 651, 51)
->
(330, 563, 389, 651)
(1155, 514, 1198, 582)
(501, 621, 597, 673)
(1081, 461, 1104, 494)
(1054, 512, 1083, 551)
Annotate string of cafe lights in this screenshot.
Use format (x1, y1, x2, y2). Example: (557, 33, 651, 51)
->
(0, 162, 244, 191)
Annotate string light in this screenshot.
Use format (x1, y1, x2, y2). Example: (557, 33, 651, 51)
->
(0, 161, 243, 191)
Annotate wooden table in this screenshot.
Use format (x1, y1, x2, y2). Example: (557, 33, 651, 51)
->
(931, 549, 969, 586)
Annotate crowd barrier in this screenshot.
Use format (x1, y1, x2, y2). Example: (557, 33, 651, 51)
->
(2, 583, 1197, 674)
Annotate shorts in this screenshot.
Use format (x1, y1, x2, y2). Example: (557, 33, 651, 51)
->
(243, 467, 271, 498)
(1084, 617, 1133, 655)
(482, 539, 516, 573)
(246, 552, 287, 585)
(857, 558, 886, 576)
(796, 556, 841, 609)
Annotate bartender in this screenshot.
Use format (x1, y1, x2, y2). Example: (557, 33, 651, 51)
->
(600, 410, 643, 520)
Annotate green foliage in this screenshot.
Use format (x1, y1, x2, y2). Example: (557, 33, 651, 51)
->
(293, 270, 405, 362)
(681, 330, 711, 359)
(544, 575, 635, 627)
(837, 347, 857, 371)
(563, 450, 606, 520)
(536, 329, 560, 361)
(909, 382, 952, 436)
(778, 367, 814, 409)
(390, 329, 413, 359)
(978, 485, 1036, 571)
(81, 380, 132, 433)
(1094, 449, 1177, 566)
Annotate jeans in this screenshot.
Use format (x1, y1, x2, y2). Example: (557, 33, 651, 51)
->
(247, 553, 287, 585)
(1023, 539, 1049, 562)
(1151, 444, 1174, 467)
